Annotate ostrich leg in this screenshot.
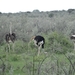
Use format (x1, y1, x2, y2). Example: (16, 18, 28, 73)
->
(12, 43, 15, 52)
(37, 45, 42, 56)
(7, 43, 10, 52)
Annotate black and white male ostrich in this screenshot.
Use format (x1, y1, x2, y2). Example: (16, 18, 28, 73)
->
(30, 35, 45, 56)
(70, 35, 75, 40)
(5, 23, 16, 52)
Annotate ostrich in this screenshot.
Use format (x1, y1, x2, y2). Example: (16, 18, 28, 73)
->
(70, 35, 75, 40)
(5, 23, 16, 52)
(30, 35, 45, 56)
(5, 32, 16, 52)
(70, 34, 75, 50)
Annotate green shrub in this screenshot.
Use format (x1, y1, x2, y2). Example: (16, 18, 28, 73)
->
(47, 32, 73, 54)
(15, 40, 28, 54)
(49, 13, 54, 18)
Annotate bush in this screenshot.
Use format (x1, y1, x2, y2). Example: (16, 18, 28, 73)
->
(15, 40, 28, 54)
(47, 32, 73, 54)
(49, 13, 54, 18)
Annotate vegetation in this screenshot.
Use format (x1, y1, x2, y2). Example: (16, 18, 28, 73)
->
(0, 9, 75, 75)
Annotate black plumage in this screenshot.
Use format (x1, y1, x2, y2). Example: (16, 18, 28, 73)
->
(5, 33, 16, 43)
(34, 35, 45, 48)
(70, 35, 75, 40)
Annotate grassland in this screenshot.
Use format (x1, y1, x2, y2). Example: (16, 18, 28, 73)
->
(0, 38, 75, 75)
(0, 9, 75, 75)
